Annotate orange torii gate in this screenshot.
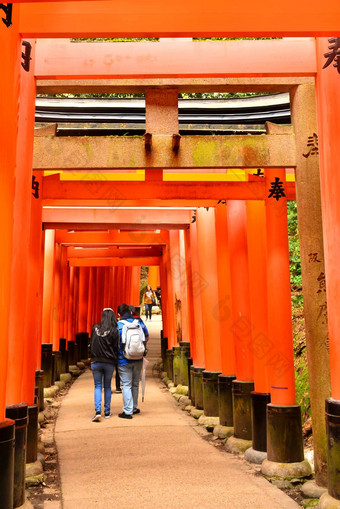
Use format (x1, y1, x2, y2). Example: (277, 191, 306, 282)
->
(1, 9, 340, 507)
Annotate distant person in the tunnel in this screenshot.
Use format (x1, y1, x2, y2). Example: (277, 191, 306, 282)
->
(142, 285, 157, 321)
(89, 308, 119, 422)
(155, 286, 161, 309)
(117, 303, 149, 419)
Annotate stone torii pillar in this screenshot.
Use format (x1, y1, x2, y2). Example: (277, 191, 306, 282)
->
(316, 37, 340, 507)
(288, 82, 331, 488)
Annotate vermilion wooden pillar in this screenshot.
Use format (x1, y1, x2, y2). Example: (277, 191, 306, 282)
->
(159, 258, 169, 337)
(62, 259, 70, 339)
(52, 242, 62, 350)
(16, 41, 38, 408)
(246, 199, 271, 454)
(67, 266, 75, 342)
(73, 267, 80, 337)
(87, 267, 95, 333)
(59, 246, 68, 340)
(227, 200, 254, 438)
(246, 200, 270, 394)
(131, 266, 141, 307)
(148, 266, 159, 289)
(112, 267, 119, 315)
(78, 267, 89, 332)
(6, 40, 36, 406)
(0, 7, 21, 432)
(316, 38, 340, 504)
(107, 267, 114, 308)
(24, 173, 44, 386)
(103, 267, 110, 308)
(214, 204, 237, 428)
(169, 231, 185, 342)
(196, 208, 222, 416)
(188, 221, 205, 368)
(184, 229, 195, 346)
(227, 201, 254, 381)
(179, 230, 190, 342)
(262, 169, 305, 470)
(214, 204, 236, 376)
(96, 267, 105, 320)
(42, 230, 55, 344)
(164, 245, 176, 348)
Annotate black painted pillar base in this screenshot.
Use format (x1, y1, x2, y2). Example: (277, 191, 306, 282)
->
(187, 357, 193, 400)
(325, 398, 340, 500)
(35, 370, 44, 411)
(172, 346, 181, 385)
(203, 371, 221, 416)
(189, 365, 195, 405)
(179, 342, 191, 386)
(166, 349, 173, 381)
(6, 403, 28, 509)
(41, 344, 53, 388)
(0, 418, 15, 509)
(251, 392, 271, 452)
(161, 336, 168, 366)
(193, 367, 205, 410)
(232, 380, 254, 440)
(76, 332, 89, 360)
(26, 405, 38, 464)
(59, 338, 68, 374)
(267, 403, 304, 463)
(67, 341, 76, 366)
(218, 375, 236, 427)
(53, 351, 62, 382)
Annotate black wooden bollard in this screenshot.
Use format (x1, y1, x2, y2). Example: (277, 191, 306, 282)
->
(68, 341, 76, 366)
(76, 332, 89, 361)
(26, 405, 38, 464)
(6, 403, 28, 509)
(0, 418, 15, 509)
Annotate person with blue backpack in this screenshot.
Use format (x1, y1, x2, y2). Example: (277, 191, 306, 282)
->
(117, 303, 149, 419)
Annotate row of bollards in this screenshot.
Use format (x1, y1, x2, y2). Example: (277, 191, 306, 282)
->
(1, 332, 89, 509)
(161, 336, 310, 477)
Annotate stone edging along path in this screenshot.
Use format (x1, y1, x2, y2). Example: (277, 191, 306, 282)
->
(159, 370, 326, 509)
(26, 367, 86, 509)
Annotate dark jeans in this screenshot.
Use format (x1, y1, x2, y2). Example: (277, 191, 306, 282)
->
(145, 303, 153, 319)
(91, 362, 114, 414)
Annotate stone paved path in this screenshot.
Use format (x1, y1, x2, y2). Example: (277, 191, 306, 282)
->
(55, 317, 300, 509)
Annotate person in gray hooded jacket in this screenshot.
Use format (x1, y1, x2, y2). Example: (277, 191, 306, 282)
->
(89, 308, 119, 421)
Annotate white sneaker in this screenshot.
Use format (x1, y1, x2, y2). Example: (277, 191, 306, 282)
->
(92, 412, 101, 422)
(104, 412, 113, 419)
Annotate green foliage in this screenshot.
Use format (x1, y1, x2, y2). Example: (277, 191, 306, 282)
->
(293, 307, 310, 421)
(287, 201, 303, 307)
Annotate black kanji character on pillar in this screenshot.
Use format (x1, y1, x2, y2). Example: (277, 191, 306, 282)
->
(303, 133, 319, 158)
(323, 37, 340, 74)
(21, 41, 32, 72)
(268, 177, 286, 201)
(0, 3, 12, 27)
(32, 176, 39, 199)
(317, 272, 326, 294)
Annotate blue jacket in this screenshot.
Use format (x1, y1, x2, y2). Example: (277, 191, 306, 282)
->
(117, 314, 149, 366)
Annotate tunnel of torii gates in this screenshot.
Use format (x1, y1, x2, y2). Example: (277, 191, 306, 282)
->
(1, 3, 340, 508)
